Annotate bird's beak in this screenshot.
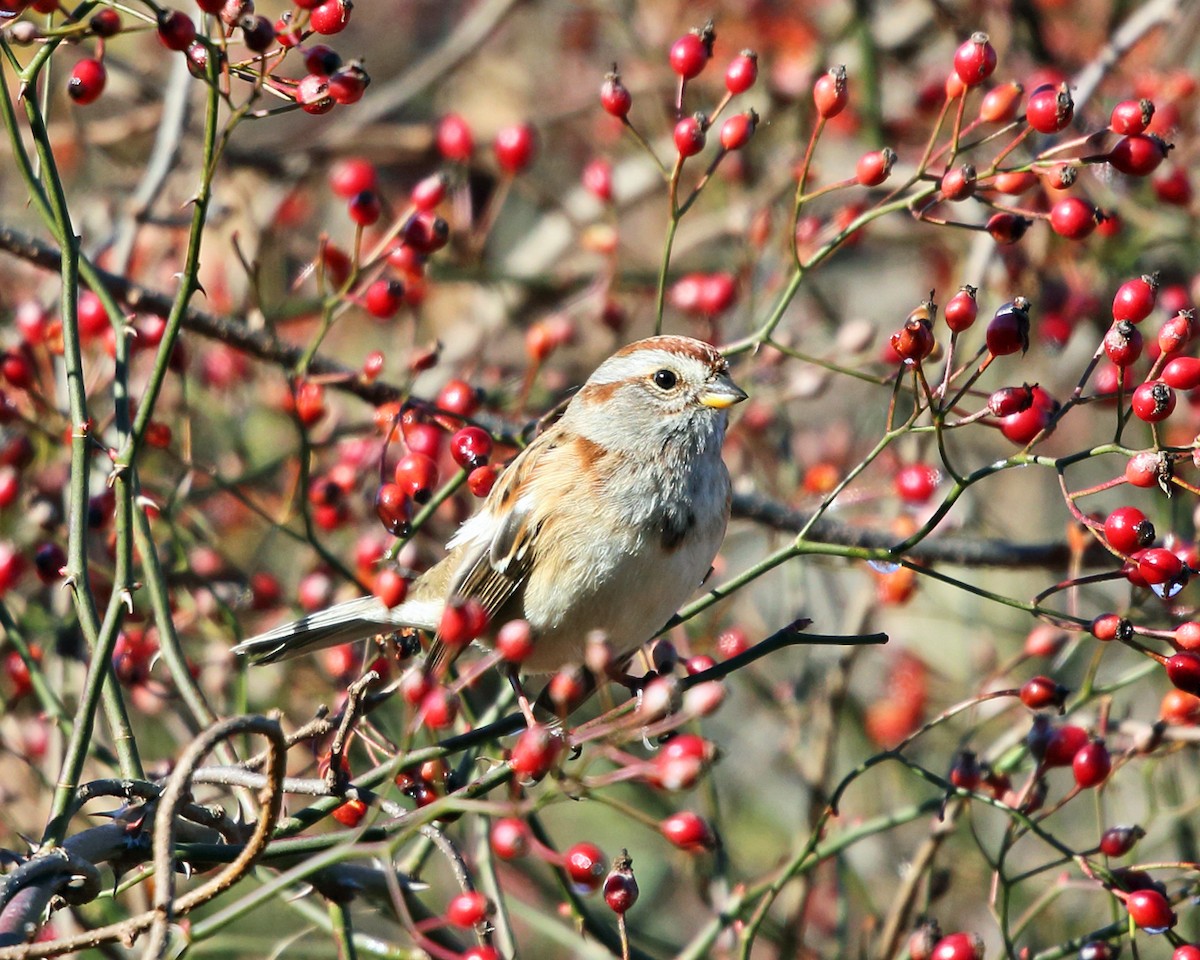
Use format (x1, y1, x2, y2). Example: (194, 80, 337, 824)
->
(699, 372, 749, 409)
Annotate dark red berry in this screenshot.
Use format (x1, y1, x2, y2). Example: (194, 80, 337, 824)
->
(67, 58, 107, 105)
(328, 63, 369, 105)
(347, 190, 381, 226)
(1072, 739, 1112, 788)
(986, 212, 1031, 244)
(1043, 723, 1089, 767)
(305, 43, 342, 76)
(603, 852, 639, 915)
(374, 482, 412, 536)
(1167, 652, 1200, 695)
(1020, 676, 1068, 710)
(89, 8, 121, 35)
(986, 297, 1031, 356)
(157, 10, 196, 50)
(1099, 824, 1144, 857)
(239, 14, 274, 52)
(1108, 134, 1170, 177)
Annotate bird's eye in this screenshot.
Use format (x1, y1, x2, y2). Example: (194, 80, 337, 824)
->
(653, 369, 678, 390)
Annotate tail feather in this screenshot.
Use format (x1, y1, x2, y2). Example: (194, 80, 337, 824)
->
(233, 595, 442, 665)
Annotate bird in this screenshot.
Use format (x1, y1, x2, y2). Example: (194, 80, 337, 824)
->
(233, 335, 746, 692)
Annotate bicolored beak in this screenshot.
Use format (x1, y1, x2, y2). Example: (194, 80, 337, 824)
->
(698, 371, 748, 409)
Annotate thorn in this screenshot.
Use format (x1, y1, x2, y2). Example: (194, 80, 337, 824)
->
(120, 588, 134, 613)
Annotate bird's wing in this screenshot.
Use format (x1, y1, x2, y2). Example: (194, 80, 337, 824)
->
(232, 595, 398, 664)
(423, 434, 549, 675)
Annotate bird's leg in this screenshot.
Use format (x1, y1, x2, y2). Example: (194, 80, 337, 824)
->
(502, 662, 540, 730)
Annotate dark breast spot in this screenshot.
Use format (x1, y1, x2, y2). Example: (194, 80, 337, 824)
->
(661, 508, 696, 551)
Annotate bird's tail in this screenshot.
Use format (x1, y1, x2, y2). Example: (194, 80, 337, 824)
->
(232, 594, 440, 665)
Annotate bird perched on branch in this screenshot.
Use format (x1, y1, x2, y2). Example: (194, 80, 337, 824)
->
(234, 335, 746, 699)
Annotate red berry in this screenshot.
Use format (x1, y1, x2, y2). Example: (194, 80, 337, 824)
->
(674, 114, 707, 157)
(939, 164, 977, 201)
(1175, 621, 1200, 651)
(364, 279, 404, 319)
(1043, 724, 1089, 767)
(948, 750, 981, 791)
(239, 14, 274, 52)
(1175, 948, 1200, 960)
(1104, 507, 1154, 553)
(1125, 451, 1162, 488)
(1103, 321, 1143, 367)
(328, 64, 369, 105)
(305, 43, 343, 77)
(374, 482, 412, 536)
(1108, 134, 1170, 177)
(495, 618, 534, 663)
(1072, 739, 1112, 788)
(409, 173, 446, 211)
(490, 817, 530, 859)
(157, 10, 196, 50)
(331, 798, 367, 827)
(1020, 676, 1068, 710)
(716, 627, 749, 660)
(651, 733, 715, 790)
(986, 297, 1031, 356)
(1111, 98, 1154, 135)
(449, 426, 492, 470)
(660, 811, 715, 850)
(1025, 83, 1073, 133)
(436, 113, 474, 162)
(600, 70, 632, 118)
(1090, 613, 1131, 642)
(725, 50, 757, 94)
(1113, 275, 1158, 323)
(603, 854, 639, 915)
(419, 686, 458, 729)
(719, 110, 757, 151)
(1100, 824, 1144, 857)
(1135, 546, 1184, 584)
(1153, 165, 1192, 206)
(894, 463, 940, 504)
(393, 452, 438, 502)
(1159, 311, 1195, 357)
(1049, 197, 1097, 239)
(1131, 380, 1176, 422)
(435, 379, 478, 418)
(985, 212, 1031, 244)
(329, 158, 376, 197)
(978, 81, 1023, 123)
(943, 285, 978, 332)
(1125, 888, 1176, 931)
(461, 948, 499, 960)
(582, 157, 613, 201)
(347, 189, 381, 226)
(1167, 652, 1200, 695)
(67, 58, 106, 104)
(372, 568, 407, 607)
(90, 7, 121, 34)
(855, 148, 896, 187)
(953, 32, 997, 87)
(564, 842, 606, 892)
(669, 29, 711, 80)
(309, 0, 351, 34)
(494, 122, 537, 174)
(930, 932, 983, 960)
(813, 66, 848, 119)
(988, 385, 1034, 417)
(438, 597, 488, 648)
(445, 891, 489, 928)
(467, 464, 498, 497)
(296, 74, 333, 114)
